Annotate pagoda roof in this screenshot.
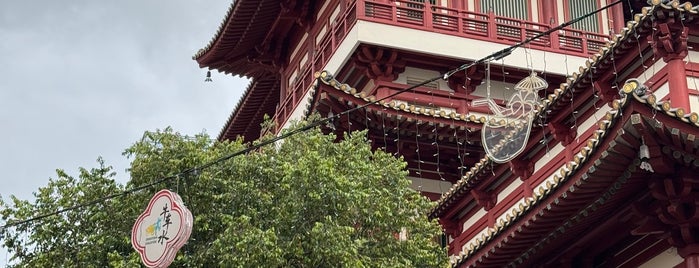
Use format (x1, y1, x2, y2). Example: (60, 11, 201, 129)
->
(428, 1, 699, 266)
(430, 0, 699, 220)
(217, 76, 279, 142)
(192, 0, 280, 77)
(449, 84, 699, 267)
(313, 71, 490, 129)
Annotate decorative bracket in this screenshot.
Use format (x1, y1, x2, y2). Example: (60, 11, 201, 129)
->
(448, 66, 484, 94)
(632, 170, 699, 258)
(548, 122, 577, 146)
(510, 157, 535, 181)
(471, 189, 497, 211)
(649, 20, 689, 62)
(353, 46, 406, 82)
(593, 81, 618, 104)
(440, 219, 463, 238)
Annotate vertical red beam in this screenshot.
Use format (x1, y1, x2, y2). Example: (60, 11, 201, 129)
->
(356, 0, 365, 20)
(541, 0, 555, 26)
(666, 58, 691, 112)
(487, 10, 497, 39)
(424, 0, 433, 28)
(611, 2, 624, 34)
(685, 255, 699, 268)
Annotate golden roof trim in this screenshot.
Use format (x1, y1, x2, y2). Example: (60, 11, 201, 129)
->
(431, 0, 691, 217)
(449, 96, 628, 267)
(315, 71, 488, 124)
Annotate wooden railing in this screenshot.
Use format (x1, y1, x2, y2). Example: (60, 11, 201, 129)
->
(359, 0, 608, 56)
(272, 0, 609, 132)
(271, 1, 359, 131)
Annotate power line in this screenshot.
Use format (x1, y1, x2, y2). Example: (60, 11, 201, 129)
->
(0, 0, 622, 230)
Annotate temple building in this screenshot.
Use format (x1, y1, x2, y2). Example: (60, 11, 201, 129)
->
(194, 0, 699, 267)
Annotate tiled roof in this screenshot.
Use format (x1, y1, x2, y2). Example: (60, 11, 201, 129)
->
(192, 0, 280, 77)
(192, 2, 235, 60)
(439, 1, 699, 266)
(314, 71, 489, 125)
(430, 0, 699, 219)
(449, 79, 697, 266)
(217, 76, 279, 142)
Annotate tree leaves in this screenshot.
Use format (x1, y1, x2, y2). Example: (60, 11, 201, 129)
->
(1, 124, 447, 267)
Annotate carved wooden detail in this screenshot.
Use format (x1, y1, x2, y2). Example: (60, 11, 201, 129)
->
(649, 19, 689, 61)
(353, 46, 406, 82)
(593, 81, 618, 105)
(440, 219, 463, 237)
(281, 0, 315, 28)
(548, 122, 577, 146)
(510, 157, 534, 181)
(632, 171, 699, 258)
(448, 66, 484, 94)
(248, 38, 287, 70)
(471, 189, 497, 211)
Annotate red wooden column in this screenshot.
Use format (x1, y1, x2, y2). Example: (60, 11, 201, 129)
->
(610, 3, 624, 34)
(649, 18, 691, 112)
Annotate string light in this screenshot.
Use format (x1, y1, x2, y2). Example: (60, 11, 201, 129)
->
(1, 0, 625, 230)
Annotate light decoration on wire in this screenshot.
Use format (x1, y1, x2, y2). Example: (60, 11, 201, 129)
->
(474, 72, 547, 163)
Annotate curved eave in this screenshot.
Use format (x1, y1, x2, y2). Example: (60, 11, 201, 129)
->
(431, 1, 699, 219)
(450, 89, 699, 267)
(218, 75, 280, 142)
(313, 71, 488, 128)
(193, 0, 280, 76)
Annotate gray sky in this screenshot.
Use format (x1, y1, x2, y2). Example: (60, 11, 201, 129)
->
(0, 0, 246, 263)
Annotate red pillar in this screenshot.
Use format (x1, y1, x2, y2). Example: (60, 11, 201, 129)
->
(666, 57, 691, 112)
(541, 0, 556, 25)
(684, 254, 699, 268)
(650, 21, 691, 112)
(610, 3, 624, 34)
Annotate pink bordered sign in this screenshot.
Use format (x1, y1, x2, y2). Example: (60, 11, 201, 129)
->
(132, 189, 193, 267)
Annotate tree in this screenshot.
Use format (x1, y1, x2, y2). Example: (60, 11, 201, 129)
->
(1, 124, 448, 267)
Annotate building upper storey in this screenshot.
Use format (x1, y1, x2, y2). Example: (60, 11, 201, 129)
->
(194, 0, 640, 141)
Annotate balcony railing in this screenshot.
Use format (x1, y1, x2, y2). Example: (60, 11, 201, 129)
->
(272, 0, 609, 132)
(359, 0, 609, 55)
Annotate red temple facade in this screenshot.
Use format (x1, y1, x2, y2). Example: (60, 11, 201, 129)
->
(195, 0, 699, 267)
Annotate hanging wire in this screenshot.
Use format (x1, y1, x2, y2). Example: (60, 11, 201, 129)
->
(394, 116, 401, 157)
(0, 0, 625, 230)
(415, 122, 424, 194)
(381, 108, 389, 151)
(443, 0, 623, 79)
(679, 12, 698, 92)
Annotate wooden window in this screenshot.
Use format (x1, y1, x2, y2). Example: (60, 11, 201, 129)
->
(567, 0, 600, 32)
(404, 0, 437, 20)
(479, 0, 528, 20)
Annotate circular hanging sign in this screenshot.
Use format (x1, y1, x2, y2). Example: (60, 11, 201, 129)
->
(132, 189, 193, 268)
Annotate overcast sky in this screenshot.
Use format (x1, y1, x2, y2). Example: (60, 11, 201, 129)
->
(0, 0, 247, 263)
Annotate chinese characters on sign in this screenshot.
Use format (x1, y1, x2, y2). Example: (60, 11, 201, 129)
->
(132, 189, 193, 268)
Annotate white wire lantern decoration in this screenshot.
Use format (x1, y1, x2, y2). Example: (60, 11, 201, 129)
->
(474, 72, 546, 163)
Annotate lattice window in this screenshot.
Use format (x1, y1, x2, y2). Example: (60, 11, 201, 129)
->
(568, 0, 600, 32)
(407, 76, 439, 89)
(479, 0, 528, 20)
(404, 0, 437, 20)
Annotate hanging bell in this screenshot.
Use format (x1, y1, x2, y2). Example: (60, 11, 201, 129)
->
(639, 144, 650, 160)
(204, 70, 213, 82)
(326, 111, 336, 131)
(639, 142, 654, 173)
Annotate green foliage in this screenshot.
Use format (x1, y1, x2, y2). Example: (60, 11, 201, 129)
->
(1, 124, 447, 267)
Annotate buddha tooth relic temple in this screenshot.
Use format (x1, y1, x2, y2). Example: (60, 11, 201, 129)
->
(194, 0, 699, 266)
